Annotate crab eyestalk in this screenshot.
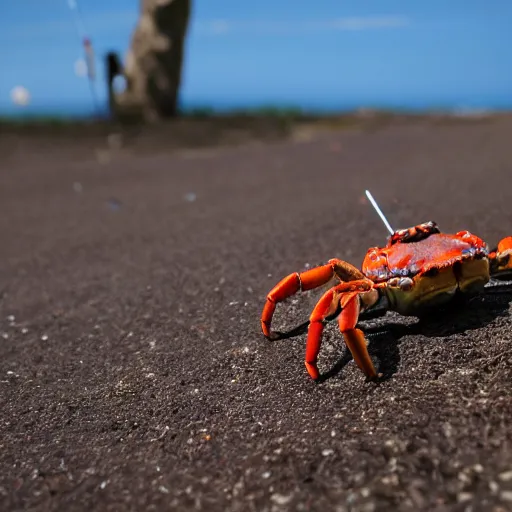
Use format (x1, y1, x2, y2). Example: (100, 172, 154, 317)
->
(490, 236, 512, 277)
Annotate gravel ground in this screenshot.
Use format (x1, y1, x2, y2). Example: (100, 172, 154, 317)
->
(1, 117, 511, 511)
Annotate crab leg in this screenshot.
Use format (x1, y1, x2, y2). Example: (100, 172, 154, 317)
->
(489, 237, 512, 277)
(304, 280, 379, 380)
(261, 259, 364, 340)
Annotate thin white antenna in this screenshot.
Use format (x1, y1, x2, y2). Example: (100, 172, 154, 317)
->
(365, 190, 394, 235)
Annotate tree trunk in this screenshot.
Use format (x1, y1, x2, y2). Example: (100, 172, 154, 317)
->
(115, 0, 191, 121)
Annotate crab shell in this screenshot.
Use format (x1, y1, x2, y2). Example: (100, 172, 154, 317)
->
(361, 223, 490, 316)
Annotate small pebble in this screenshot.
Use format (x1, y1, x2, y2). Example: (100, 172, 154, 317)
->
(7, 315, 15, 322)
(501, 491, 512, 502)
(457, 492, 473, 503)
(100, 481, 108, 490)
(270, 493, 292, 505)
(21, 328, 28, 334)
(41, 334, 48, 341)
(489, 481, 499, 493)
(262, 471, 272, 479)
(322, 449, 334, 457)
(499, 470, 512, 482)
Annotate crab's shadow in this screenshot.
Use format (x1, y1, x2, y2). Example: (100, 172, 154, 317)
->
(273, 282, 512, 383)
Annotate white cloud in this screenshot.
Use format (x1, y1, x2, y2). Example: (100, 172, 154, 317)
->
(193, 16, 410, 36)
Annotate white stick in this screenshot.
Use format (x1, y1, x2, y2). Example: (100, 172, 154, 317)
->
(365, 190, 394, 235)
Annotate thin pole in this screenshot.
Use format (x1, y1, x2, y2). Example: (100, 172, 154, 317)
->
(365, 190, 395, 235)
(66, 0, 101, 116)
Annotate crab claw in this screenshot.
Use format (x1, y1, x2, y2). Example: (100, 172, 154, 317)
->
(490, 237, 512, 277)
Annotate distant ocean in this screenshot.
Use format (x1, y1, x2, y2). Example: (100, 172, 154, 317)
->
(1, 94, 512, 119)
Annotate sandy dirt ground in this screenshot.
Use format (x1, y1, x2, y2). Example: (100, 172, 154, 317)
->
(1, 117, 511, 511)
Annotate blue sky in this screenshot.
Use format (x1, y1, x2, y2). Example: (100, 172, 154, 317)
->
(1, 0, 512, 116)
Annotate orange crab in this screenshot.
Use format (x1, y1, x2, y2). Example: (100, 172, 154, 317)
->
(261, 220, 512, 381)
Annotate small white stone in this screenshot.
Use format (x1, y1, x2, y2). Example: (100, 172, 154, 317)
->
(2, 333, 8, 339)
(7, 315, 15, 322)
(159, 485, 170, 494)
(100, 481, 108, 489)
(457, 492, 473, 503)
(322, 449, 334, 457)
(41, 334, 48, 341)
(499, 470, 512, 482)
(270, 493, 292, 505)
(21, 327, 28, 334)
(262, 471, 272, 479)
(501, 491, 512, 502)
(331, 430, 336, 437)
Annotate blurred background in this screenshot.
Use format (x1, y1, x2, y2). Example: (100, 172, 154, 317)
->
(2, 0, 512, 119)
(2, 4, 512, 510)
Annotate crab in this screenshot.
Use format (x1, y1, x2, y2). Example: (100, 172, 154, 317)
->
(261, 221, 512, 381)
